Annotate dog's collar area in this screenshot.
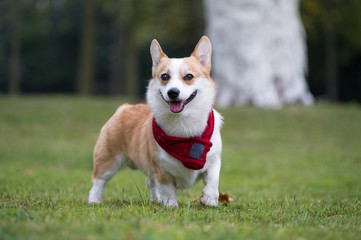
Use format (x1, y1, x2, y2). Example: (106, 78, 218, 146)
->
(159, 90, 198, 113)
(152, 109, 214, 170)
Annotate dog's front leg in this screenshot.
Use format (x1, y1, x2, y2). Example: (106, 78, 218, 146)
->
(156, 182, 178, 207)
(201, 156, 221, 207)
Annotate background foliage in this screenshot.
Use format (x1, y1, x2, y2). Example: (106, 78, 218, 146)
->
(0, 0, 360, 102)
(301, 0, 361, 102)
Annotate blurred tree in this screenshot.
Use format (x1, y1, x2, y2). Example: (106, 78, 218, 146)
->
(302, 0, 341, 101)
(0, 0, 206, 96)
(106, 0, 205, 97)
(205, 0, 313, 108)
(106, 0, 143, 97)
(123, 0, 139, 98)
(108, 0, 126, 95)
(0, 1, 8, 92)
(324, 1, 338, 101)
(1, 0, 360, 103)
(301, 0, 361, 102)
(9, 0, 21, 95)
(78, 0, 96, 95)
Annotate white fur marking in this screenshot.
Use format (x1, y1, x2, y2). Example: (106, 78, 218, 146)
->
(156, 182, 178, 206)
(88, 155, 124, 203)
(201, 155, 221, 207)
(89, 179, 106, 203)
(146, 176, 160, 203)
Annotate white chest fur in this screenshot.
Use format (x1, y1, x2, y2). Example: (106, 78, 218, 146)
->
(155, 110, 223, 189)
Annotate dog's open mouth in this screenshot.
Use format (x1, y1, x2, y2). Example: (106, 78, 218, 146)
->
(160, 90, 197, 113)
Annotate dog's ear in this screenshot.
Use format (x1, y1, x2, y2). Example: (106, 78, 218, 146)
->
(192, 36, 212, 70)
(150, 39, 167, 70)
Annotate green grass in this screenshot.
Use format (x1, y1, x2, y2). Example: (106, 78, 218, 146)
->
(1, 95, 360, 239)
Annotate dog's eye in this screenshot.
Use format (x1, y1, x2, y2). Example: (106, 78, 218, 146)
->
(184, 74, 194, 81)
(160, 73, 170, 81)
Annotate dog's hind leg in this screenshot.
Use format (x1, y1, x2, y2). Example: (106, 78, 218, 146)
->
(146, 176, 160, 204)
(89, 152, 124, 204)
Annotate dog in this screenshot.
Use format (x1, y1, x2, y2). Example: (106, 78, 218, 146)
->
(88, 36, 223, 207)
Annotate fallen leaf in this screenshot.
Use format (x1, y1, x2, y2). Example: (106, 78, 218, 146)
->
(191, 196, 202, 202)
(191, 192, 234, 204)
(219, 192, 235, 203)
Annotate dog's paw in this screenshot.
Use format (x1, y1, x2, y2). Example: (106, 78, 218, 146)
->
(200, 195, 218, 207)
(88, 197, 101, 204)
(162, 199, 178, 207)
(88, 192, 102, 204)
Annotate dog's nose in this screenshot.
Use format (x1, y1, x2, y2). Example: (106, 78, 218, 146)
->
(167, 88, 180, 99)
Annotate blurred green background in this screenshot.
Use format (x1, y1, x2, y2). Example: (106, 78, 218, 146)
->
(0, 0, 360, 102)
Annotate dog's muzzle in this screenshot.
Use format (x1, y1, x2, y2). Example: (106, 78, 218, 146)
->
(159, 90, 198, 113)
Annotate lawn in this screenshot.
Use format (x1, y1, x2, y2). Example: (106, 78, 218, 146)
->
(0, 96, 360, 239)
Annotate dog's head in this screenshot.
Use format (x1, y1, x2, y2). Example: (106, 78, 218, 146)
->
(147, 36, 216, 117)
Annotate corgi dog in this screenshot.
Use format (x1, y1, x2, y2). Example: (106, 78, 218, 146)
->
(88, 36, 223, 207)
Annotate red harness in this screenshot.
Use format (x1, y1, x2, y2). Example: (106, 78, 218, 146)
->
(152, 110, 214, 170)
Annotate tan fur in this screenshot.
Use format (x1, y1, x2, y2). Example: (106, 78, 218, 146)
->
(191, 36, 212, 73)
(92, 104, 171, 185)
(153, 56, 212, 87)
(153, 58, 172, 85)
(183, 56, 211, 84)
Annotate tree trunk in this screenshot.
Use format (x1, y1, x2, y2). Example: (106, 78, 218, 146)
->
(204, 0, 313, 108)
(123, 0, 139, 98)
(108, 0, 125, 95)
(77, 0, 96, 95)
(9, 0, 21, 95)
(324, 11, 338, 101)
(124, 33, 139, 97)
(108, 0, 139, 97)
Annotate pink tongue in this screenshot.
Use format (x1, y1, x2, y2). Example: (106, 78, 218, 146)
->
(169, 101, 184, 113)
